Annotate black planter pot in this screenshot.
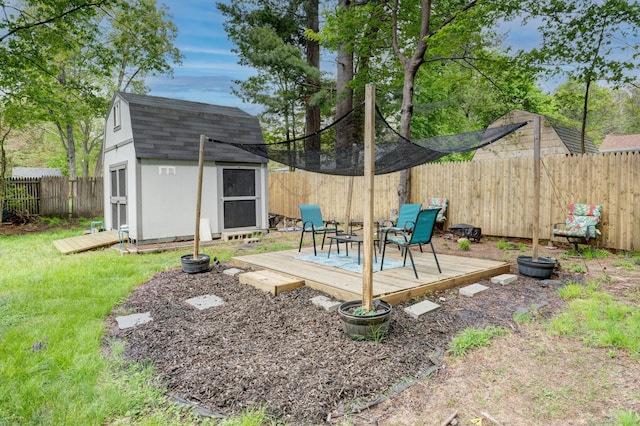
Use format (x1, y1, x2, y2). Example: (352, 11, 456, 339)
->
(338, 300, 392, 341)
(181, 254, 211, 274)
(517, 256, 556, 279)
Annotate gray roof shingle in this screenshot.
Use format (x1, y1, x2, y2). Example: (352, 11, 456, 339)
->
(116, 92, 267, 163)
(546, 118, 599, 154)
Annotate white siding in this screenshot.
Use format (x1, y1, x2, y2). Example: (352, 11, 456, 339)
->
(138, 159, 220, 241)
(103, 94, 137, 235)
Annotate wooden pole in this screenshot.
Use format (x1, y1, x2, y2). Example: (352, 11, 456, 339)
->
(345, 175, 354, 233)
(362, 83, 375, 311)
(193, 134, 206, 259)
(532, 116, 540, 261)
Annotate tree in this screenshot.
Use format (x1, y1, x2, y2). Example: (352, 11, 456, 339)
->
(520, 0, 640, 152)
(218, 0, 328, 151)
(0, 0, 181, 179)
(552, 79, 618, 145)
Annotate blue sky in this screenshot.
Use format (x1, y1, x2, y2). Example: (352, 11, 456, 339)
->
(145, 2, 548, 114)
(145, 0, 261, 113)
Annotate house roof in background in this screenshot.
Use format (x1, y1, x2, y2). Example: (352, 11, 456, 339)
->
(114, 92, 267, 163)
(546, 117, 599, 154)
(599, 134, 640, 152)
(12, 167, 62, 178)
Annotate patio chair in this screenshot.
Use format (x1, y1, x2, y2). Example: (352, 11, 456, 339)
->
(298, 204, 340, 256)
(380, 208, 442, 279)
(380, 203, 421, 254)
(552, 203, 603, 252)
(426, 197, 448, 228)
(380, 203, 421, 236)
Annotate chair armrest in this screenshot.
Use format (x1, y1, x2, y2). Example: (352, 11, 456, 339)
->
(552, 222, 565, 230)
(402, 220, 416, 233)
(380, 219, 395, 228)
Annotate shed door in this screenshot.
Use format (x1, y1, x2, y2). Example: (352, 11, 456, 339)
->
(220, 167, 259, 230)
(110, 165, 127, 230)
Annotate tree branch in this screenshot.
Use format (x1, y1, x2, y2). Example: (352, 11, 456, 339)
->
(0, 1, 109, 42)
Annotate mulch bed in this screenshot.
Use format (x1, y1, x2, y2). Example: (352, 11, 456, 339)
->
(108, 263, 568, 424)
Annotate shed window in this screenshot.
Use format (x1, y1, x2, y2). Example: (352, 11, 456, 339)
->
(223, 169, 255, 197)
(113, 101, 121, 130)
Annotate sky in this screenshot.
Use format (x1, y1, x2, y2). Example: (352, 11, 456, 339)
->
(145, 0, 262, 113)
(144, 1, 547, 115)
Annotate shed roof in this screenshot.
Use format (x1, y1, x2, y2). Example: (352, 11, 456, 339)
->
(546, 117, 599, 154)
(12, 167, 62, 178)
(599, 134, 640, 152)
(115, 92, 267, 163)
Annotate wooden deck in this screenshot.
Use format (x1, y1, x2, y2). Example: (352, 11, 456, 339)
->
(53, 231, 121, 254)
(231, 247, 510, 305)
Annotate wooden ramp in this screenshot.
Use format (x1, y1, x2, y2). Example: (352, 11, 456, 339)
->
(231, 247, 511, 305)
(53, 231, 120, 255)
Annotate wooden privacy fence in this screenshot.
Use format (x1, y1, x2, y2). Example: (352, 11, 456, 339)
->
(268, 152, 640, 251)
(3, 177, 103, 218)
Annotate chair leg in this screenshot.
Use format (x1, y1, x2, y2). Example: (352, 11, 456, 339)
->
(380, 242, 387, 271)
(312, 233, 317, 256)
(405, 247, 418, 279)
(430, 242, 442, 273)
(298, 230, 305, 252)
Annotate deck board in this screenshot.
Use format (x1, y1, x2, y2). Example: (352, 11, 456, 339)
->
(231, 247, 510, 305)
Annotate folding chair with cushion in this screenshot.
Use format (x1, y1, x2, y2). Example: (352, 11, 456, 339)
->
(298, 204, 340, 256)
(380, 208, 442, 279)
(426, 197, 448, 227)
(552, 203, 603, 251)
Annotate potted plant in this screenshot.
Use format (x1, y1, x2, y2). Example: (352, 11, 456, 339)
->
(338, 299, 392, 341)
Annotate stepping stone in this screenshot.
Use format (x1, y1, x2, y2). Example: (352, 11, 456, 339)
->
(460, 283, 489, 297)
(185, 294, 225, 310)
(491, 274, 518, 285)
(310, 295, 342, 312)
(404, 300, 441, 319)
(223, 268, 244, 276)
(116, 312, 152, 329)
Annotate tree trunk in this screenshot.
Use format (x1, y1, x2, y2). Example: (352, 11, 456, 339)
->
(581, 78, 591, 154)
(335, 0, 354, 154)
(67, 123, 77, 181)
(305, 0, 321, 157)
(93, 143, 103, 178)
(397, 60, 422, 206)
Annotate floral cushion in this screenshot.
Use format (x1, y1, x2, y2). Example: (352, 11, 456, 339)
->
(427, 197, 448, 223)
(553, 203, 602, 239)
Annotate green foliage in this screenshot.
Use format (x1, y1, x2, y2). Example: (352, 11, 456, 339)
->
(1, 0, 182, 178)
(612, 409, 640, 426)
(448, 326, 509, 357)
(458, 240, 471, 251)
(566, 263, 588, 274)
(550, 280, 640, 357)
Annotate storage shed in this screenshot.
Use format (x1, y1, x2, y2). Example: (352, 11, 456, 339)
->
(473, 109, 599, 160)
(103, 92, 268, 244)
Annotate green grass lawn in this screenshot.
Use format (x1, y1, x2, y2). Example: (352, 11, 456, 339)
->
(0, 222, 290, 425)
